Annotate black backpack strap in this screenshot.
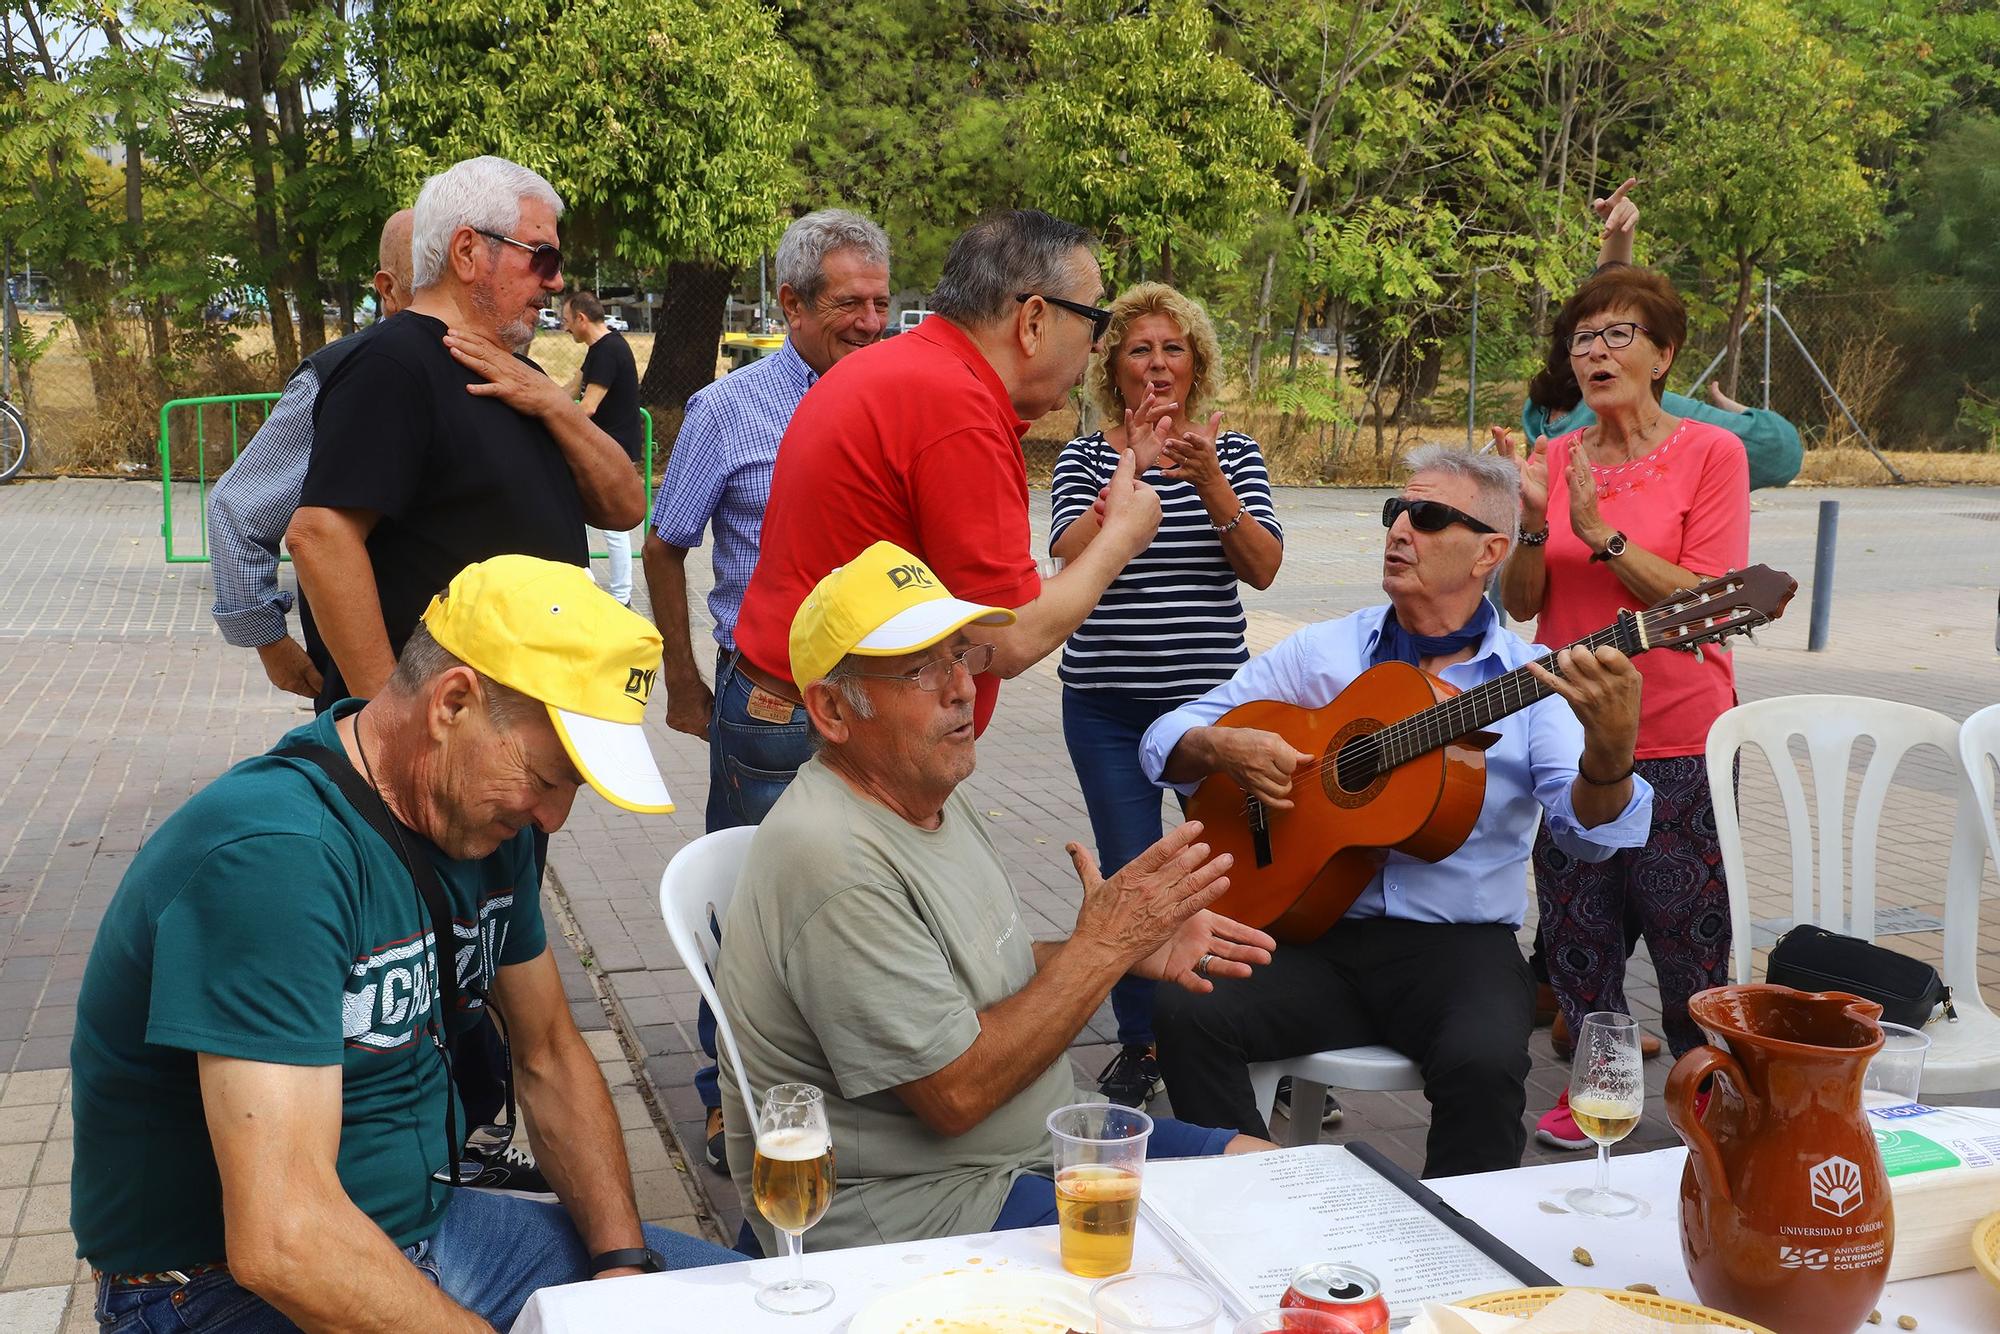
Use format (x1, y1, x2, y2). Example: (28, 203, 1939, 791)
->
(274, 738, 466, 1185)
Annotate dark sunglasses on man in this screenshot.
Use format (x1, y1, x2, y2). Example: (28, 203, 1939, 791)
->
(475, 229, 563, 282)
(1015, 292, 1114, 343)
(1382, 495, 1499, 535)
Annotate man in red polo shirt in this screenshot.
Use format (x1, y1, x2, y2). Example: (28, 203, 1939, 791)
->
(721, 209, 1163, 820)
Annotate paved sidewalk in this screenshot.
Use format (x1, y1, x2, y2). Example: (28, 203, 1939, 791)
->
(1, 478, 1996, 1322)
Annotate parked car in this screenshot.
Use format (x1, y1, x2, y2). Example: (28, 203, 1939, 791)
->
(883, 307, 929, 337)
(536, 308, 563, 330)
(603, 314, 629, 332)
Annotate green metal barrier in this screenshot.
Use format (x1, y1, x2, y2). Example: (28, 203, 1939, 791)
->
(159, 395, 656, 564)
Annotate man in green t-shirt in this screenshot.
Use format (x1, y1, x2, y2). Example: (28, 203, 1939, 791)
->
(716, 542, 1275, 1257)
(71, 556, 737, 1332)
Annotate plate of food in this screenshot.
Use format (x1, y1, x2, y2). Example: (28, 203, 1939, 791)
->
(847, 1270, 1095, 1334)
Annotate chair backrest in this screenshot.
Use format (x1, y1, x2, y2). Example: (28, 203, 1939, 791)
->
(657, 826, 760, 1127)
(1957, 703, 2000, 996)
(1705, 694, 1978, 990)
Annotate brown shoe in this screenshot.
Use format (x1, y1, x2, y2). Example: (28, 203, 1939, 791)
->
(1551, 1011, 1662, 1062)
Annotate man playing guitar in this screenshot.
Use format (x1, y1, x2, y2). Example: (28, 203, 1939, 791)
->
(1138, 444, 1653, 1177)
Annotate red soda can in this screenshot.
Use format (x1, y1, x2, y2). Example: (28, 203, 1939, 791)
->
(1279, 1262, 1390, 1334)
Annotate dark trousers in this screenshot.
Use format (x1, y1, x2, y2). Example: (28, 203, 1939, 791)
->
(1154, 918, 1534, 1178)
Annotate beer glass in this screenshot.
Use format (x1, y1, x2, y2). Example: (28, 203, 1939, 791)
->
(1046, 1102, 1151, 1278)
(1564, 1011, 1645, 1217)
(752, 1082, 835, 1314)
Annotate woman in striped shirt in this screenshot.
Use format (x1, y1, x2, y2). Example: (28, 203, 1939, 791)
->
(1050, 282, 1284, 1107)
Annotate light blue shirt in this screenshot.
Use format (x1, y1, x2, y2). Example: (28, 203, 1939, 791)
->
(1139, 605, 1654, 928)
(207, 364, 317, 647)
(649, 339, 817, 647)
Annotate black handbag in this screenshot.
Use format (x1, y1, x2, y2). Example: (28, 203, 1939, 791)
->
(1764, 923, 1957, 1029)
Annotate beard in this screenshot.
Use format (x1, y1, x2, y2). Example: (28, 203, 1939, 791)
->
(470, 281, 534, 353)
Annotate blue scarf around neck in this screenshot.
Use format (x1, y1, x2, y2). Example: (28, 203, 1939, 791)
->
(1370, 598, 1495, 668)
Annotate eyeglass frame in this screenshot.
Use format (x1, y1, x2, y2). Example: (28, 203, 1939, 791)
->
(844, 642, 996, 693)
(1015, 292, 1113, 343)
(1382, 495, 1499, 536)
(473, 229, 564, 281)
(1565, 321, 1651, 356)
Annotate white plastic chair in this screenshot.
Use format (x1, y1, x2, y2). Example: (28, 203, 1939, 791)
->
(657, 826, 761, 1130)
(1707, 696, 2000, 1095)
(1247, 1047, 1423, 1148)
(1961, 703, 2000, 897)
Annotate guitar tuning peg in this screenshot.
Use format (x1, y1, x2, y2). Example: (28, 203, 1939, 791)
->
(1692, 643, 1704, 664)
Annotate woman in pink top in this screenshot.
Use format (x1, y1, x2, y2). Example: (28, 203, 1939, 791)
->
(1496, 265, 1750, 1149)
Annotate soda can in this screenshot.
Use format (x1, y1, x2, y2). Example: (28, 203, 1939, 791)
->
(1279, 1262, 1390, 1334)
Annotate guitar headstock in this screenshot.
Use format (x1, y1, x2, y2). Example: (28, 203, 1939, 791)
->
(1639, 565, 1797, 653)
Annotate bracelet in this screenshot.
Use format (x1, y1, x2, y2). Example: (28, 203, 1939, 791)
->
(1212, 504, 1247, 535)
(1577, 758, 1635, 786)
(589, 1247, 664, 1276)
(1517, 527, 1549, 547)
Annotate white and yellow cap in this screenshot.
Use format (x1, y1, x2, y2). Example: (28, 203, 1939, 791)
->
(421, 555, 673, 814)
(789, 541, 1016, 689)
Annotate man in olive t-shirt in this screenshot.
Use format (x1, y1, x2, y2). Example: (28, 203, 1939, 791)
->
(71, 558, 734, 1332)
(716, 543, 1274, 1256)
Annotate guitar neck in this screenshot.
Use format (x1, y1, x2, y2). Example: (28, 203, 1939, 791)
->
(1368, 612, 1644, 773)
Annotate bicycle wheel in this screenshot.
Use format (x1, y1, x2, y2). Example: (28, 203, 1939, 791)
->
(0, 400, 26, 482)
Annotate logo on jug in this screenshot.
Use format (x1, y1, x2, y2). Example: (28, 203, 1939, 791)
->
(1808, 1156, 1865, 1218)
(1777, 1246, 1830, 1271)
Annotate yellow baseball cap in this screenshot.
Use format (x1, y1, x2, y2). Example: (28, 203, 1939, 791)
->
(790, 541, 1017, 689)
(421, 555, 673, 814)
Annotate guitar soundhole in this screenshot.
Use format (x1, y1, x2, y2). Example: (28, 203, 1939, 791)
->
(1321, 718, 1389, 808)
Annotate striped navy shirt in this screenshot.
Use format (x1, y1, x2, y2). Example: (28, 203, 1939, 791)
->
(1050, 430, 1282, 699)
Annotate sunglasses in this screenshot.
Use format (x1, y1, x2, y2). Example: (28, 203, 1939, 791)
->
(474, 229, 563, 282)
(1382, 496, 1499, 535)
(1016, 292, 1114, 343)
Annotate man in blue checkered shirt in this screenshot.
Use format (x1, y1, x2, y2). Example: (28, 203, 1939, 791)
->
(641, 208, 890, 1173)
(206, 210, 414, 698)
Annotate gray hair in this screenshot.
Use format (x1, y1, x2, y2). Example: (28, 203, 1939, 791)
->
(1404, 444, 1522, 550)
(410, 156, 565, 291)
(930, 209, 1096, 327)
(804, 659, 876, 754)
(389, 622, 543, 730)
(776, 210, 890, 307)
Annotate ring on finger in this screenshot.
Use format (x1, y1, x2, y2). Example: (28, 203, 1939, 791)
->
(1194, 951, 1217, 980)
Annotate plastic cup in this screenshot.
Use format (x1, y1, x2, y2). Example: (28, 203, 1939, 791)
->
(1047, 1102, 1152, 1278)
(1089, 1271, 1222, 1334)
(1232, 1311, 1369, 1334)
(1864, 1020, 1930, 1105)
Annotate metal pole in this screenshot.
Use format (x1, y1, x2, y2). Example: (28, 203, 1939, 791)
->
(1762, 277, 1772, 411)
(1686, 343, 1731, 396)
(758, 249, 768, 331)
(1770, 302, 1906, 484)
(2, 240, 13, 399)
(1808, 499, 1838, 652)
(1466, 280, 1478, 448)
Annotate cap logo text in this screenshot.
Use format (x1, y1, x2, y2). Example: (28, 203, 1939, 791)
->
(887, 564, 936, 591)
(623, 667, 656, 703)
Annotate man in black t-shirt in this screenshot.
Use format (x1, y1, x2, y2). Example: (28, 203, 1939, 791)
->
(563, 290, 644, 604)
(286, 155, 645, 708)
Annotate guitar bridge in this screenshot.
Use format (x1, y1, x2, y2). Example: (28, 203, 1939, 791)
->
(1247, 796, 1274, 868)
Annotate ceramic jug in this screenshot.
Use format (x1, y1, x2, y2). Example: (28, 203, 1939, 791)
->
(1665, 984, 1892, 1333)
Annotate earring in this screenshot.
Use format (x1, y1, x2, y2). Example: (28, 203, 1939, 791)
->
(1651, 367, 1661, 378)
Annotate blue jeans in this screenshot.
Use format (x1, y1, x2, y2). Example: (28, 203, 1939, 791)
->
(695, 649, 811, 1109)
(990, 1118, 1238, 1229)
(1061, 688, 1186, 1048)
(91, 1188, 739, 1332)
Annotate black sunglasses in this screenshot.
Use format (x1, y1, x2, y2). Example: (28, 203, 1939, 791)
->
(1382, 496, 1499, 535)
(1016, 292, 1113, 343)
(474, 229, 563, 281)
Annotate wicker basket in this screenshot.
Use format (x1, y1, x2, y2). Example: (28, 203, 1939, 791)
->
(1973, 1209, 2000, 1291)
(1455, 1286, 1775, 1330)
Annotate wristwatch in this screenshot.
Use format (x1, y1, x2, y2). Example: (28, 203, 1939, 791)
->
(1589, 531, 1628, 562)
(589, 1247, 666, 1276)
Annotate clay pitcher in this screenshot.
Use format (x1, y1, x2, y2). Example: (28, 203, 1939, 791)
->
(1665, 984, 1892, 1333)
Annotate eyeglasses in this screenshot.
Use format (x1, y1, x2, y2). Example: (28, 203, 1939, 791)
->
(1382, 496, 1499, 535)
(849, 642, 996, 693)
(1566, 321, 1650, 356)
(1016, 292, 1114, 343)
(474, 229, 563, 282)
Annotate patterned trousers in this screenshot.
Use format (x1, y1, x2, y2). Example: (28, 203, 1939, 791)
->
(1532, 754, 1734, 1058)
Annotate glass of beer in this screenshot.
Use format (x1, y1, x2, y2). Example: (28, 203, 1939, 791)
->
(1047, 1101, 1151, 1278)
(751, 1082, 836, 1314)
(1563, 1011, 1645, 1218)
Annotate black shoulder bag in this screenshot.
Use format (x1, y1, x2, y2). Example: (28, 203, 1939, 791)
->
(1765, 923, 1957, 1030)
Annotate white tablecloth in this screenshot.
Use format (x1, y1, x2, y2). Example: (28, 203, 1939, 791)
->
(513, 1147, 2000, 1332)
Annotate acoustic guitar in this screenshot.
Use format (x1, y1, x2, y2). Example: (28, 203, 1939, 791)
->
(1186, 565, 1797, 944)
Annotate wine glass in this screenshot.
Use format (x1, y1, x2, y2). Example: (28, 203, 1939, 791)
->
(1564, 1011, 1645, 1218)
(751, 1082, 836, 1314)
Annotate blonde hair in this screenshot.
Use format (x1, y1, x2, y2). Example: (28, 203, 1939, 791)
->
(1086, 282, 1222, 422)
